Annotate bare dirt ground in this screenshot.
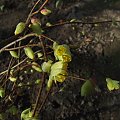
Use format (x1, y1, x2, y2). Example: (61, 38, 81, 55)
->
(0, 0, 120, 120)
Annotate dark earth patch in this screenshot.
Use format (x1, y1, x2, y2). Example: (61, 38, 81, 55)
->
(0, 0, 120, 120)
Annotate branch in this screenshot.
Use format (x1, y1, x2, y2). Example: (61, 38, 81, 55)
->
(0, 33, 37, 53)
(32, 72, 46, 117)
(44, 20, 120, 29)
(25, 0, 42, 25)
(32, 0, 49, 16)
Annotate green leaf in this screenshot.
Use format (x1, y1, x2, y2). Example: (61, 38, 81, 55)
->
(10, 51, 19, 58)
(0, 5, 4, 11)
(0, 87, 5, 98)
(56, 0, 63, 8)
(47, 79, 53, 91)
(53, 42, 58, 50)
(106, 78, 119, 91)
(21, 108, 30, 120)
(29, 23, 43, 35)
(37, 52, 43, 58)
(24, 47, 34, 59)
(32, 62, 42, 72)
(14, 22, 25, 35)
(46, 22, 52, 27)
(9, 76, 17, 82)
(35, 79, 41, 84)
(81, 80, 94, 96)
(70, 19, 77, 22)
(21, 108, 38, 120)
(18, 83, 23, 87)
(41, 60, 53, 73)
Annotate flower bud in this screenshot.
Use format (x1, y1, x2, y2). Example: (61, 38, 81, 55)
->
(40, 8, 51, 15)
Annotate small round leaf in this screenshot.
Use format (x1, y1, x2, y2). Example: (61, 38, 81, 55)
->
(32, 62, 42, 72)
(9, 76, 17, 82)
(81, 80, 94, 96)
(42, 60, 53, 73)
(0, 88, 5, 98)
(24, 47, 34, 59)
(9, 51, 19, 58)
(14, 22, 25, 35)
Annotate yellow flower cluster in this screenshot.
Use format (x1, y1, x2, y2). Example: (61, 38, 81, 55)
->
(106, 78, 119, 91)
(49, 61, 68, 83)
(47, 42, 72, 90)
(54, 44, 72, 62)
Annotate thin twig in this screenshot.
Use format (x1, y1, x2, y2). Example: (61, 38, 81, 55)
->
(16, 39, 22, 90)
(38, 86, 52, 114)
(39, 36, 47, 61)
(25, 0, 42, 25)
(41, 34, 55, 42)
(0, 74, 5, 84)
(0, 33, 37, 53)
(44, 20, 120, 29)
(0, 58, 27, 76)
(32, 72, 46, 117)
(3, 58, 14, 89)
(4, 44, 42, 51)
(32, 0, 49, 16)
(6, 57, 14, 79)
(68, 75, 86, 81)
(32, 32, 48, 117)
(0, 49, 44, 76)
(2, 83, 38, 108)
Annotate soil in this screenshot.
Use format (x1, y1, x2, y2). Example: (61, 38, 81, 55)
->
(0, 0, 120, 120)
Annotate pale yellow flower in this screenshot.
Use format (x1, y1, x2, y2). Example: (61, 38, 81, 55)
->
(54, 44, 72, 62)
